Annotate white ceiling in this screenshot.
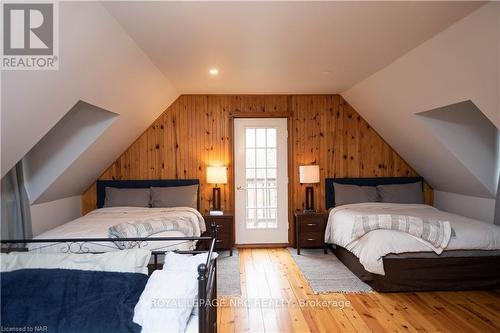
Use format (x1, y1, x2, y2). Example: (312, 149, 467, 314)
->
(104, 1, 482, 94)
(343, 2, 499, 219)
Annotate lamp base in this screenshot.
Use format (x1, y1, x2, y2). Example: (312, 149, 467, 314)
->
(212, 187, 221, 211)
(305, 186, 315, 211)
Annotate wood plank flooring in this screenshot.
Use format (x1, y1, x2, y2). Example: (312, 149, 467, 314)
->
(217, 248, 500, 333)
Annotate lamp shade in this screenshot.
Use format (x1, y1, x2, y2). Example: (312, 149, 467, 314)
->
(299, 165, 320, 184)
(206, 166, 227, 184)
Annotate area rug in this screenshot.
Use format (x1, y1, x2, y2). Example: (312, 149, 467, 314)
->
(216, 249, 241, 296)
(288, 248, 372, 293)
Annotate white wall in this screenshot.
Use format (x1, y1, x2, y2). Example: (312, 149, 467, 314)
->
(434, 191, 496, 224)
(342, 3, 500, 217)
(1, 2, 181, 236)
(1, 2, 179, 186)
(417, 101, 498, 195)
(30, 195, 82, 236)
(24, 102, 117, 204)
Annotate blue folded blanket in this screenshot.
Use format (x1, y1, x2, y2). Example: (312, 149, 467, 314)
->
(1, 268, 148, 333)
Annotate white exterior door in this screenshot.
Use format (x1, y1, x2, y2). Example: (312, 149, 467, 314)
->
(234, 118, 288, 244)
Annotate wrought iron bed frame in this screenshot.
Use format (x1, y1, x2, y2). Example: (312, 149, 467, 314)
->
(1, 224, 218, 333)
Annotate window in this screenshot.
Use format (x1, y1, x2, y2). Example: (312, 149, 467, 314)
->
(244, 128, 278, 229)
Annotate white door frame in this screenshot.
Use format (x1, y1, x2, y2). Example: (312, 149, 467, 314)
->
(234, 118, 288, 244)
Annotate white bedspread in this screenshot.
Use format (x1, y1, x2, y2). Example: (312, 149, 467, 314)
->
(325, 203, 500, 275)
(29, 207, 206, 253)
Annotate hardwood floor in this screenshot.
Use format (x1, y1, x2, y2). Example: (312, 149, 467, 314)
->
(217, 248, 500, 333)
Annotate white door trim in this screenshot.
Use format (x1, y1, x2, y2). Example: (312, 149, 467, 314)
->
(234, 118, 288, 244)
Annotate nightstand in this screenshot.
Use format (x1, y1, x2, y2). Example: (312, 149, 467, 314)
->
(202, 212, 234, 256)
(294, 211, 328, 255)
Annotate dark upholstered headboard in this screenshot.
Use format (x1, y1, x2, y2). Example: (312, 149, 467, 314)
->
(325, 177, 423, 209)
(96, 179, 200, 209)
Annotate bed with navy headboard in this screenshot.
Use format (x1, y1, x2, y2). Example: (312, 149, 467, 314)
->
(96, 179, 200, 209)
(1, 178, 217, 332)
(29, 179, 205, 254)
(325, 176, 423, 209)
(324, 176, 500, 292)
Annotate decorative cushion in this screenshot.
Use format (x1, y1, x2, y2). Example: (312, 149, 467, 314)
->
(103, 187, 151, 208)
(151, 185, 198, 209)
(333, 182, 379, 206)
(377, 181, 424, 204)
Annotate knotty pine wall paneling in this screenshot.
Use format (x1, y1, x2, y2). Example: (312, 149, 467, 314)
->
(82, 95, 433, 245)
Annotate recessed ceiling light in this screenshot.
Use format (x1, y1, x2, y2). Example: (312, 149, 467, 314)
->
(209, 68, 219, 76)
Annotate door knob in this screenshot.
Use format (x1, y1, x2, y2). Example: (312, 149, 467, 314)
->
(236, 186, 246, 190)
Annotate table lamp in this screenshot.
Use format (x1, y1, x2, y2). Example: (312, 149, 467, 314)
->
(207, 166, 227, 215)
(299, 165, 320, 212)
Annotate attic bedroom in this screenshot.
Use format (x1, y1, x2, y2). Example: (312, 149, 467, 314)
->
(1, 1, 499, 333)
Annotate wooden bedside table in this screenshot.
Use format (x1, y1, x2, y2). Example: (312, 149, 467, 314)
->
(294, 211, 328, 255)
(202, 212, 234, 256)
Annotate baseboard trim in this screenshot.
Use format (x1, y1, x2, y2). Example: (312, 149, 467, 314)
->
(235, 243, 289, 248)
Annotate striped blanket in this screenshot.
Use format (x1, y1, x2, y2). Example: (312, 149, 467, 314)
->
(109, 207, 205, 249)
(353, 214, 452, 253)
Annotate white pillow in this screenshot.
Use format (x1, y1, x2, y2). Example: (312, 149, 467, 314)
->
(162, 251, 218, 273)
(162, 251, 219, 317)
(133, 269, 198, 333)
(0, 249, 152, 275)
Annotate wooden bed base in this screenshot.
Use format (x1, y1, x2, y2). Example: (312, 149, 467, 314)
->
(324, 177, 500, 293)
(333, 245, 500, 292)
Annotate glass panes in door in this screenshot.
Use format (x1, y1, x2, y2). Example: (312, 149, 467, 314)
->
(245, 128, 277, 229)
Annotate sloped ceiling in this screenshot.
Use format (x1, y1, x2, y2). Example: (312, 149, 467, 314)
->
(24, 101, 118, 204)
(1, 1, 496, 208)
(104, 1, 481, 94)
(342, 2, 500, 199)
(1, 2, 179, 202)
(417, 100, 498, 196)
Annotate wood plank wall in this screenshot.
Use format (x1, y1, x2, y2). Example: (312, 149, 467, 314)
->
(82, 95, 433, 244)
